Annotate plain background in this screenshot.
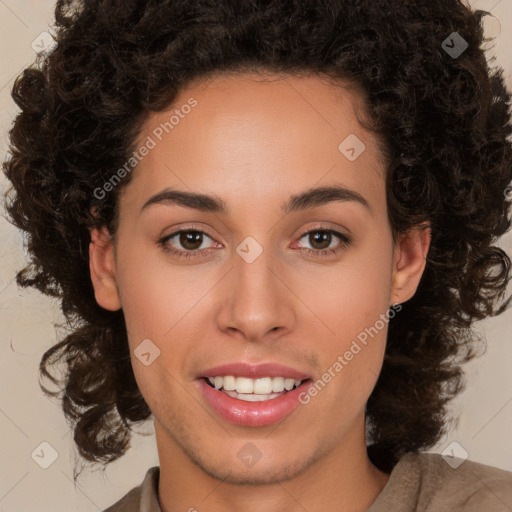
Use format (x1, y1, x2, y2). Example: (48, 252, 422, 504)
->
(0, 1, 511, 511)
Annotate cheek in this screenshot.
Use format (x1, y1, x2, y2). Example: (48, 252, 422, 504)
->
(299, 234, 393, 404)
(115, 238, 208, 342)
(300, 233, 393, 336)
(115, 244, 219, 403)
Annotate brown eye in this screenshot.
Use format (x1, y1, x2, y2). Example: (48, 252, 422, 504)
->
(306, 231, 334, 250)
(158, 229, 217, 259)
(178, 231, 204, 250)
(296, 229, 350, 255)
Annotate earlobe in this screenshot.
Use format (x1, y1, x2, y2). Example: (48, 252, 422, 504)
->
(390, 224, 431, 305)
(89, 227, 122, 311)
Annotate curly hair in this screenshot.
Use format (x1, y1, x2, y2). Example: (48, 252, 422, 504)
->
(3, 0, 512, 476)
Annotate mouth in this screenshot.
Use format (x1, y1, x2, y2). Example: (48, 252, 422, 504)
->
(197, 364, 313, 427)
(203, 375, 306, 402)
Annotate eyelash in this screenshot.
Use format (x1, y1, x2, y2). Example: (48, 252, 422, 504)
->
(157, 225, 351, 260)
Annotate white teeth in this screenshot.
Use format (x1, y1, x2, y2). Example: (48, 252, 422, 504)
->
(206, 375, 304, 394)
(214, 376, 223, 390)
(223, 375, 237, 391)
(272, 376, 285, 392)
(224, 390, 282, 402)
(253, 377, 273, 394)
(236, 377, 254, 394)
(284, 378, 295, 391)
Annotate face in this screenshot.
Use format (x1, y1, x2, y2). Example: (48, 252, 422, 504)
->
(90, 72, 428, 485)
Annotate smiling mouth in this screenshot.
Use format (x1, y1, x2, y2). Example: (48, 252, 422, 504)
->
(203, 376, 306, 402)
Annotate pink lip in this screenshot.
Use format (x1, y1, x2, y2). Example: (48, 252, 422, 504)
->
(198, 378, 312, 427)
(199, 362, 311, 380)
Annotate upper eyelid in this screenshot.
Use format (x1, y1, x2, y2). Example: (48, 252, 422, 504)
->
(161, 225, 350, 246)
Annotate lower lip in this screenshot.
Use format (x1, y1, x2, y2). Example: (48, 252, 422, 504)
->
(198, 379, 310, 427)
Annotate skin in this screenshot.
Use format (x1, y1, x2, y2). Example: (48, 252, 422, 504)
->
(89, 72, 430, 512)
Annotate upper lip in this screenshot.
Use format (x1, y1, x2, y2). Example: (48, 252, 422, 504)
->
(199, 362, 311, 380)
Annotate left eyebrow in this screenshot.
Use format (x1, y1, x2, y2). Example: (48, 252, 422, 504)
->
(139, 184, 371, 216)
(283, 185, 371, 215)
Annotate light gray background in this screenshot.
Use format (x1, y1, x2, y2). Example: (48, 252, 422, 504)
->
(0, 1, 511, 511)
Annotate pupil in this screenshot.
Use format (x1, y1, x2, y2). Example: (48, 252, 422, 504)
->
(311, 231, 330, 249)
(180, 231, 202, 250)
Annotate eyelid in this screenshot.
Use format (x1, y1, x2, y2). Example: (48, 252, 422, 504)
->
(159, 222, 349, 244)
(159, 223, 217, 240)
(291, 224, 351, 254)
(296, 222, 350, 240)
(158, 222, 351, 258)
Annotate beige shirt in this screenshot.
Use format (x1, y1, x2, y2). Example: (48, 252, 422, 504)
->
(103, 452, 512, 511)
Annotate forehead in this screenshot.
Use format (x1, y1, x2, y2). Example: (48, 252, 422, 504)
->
(120, 72, 386, 215)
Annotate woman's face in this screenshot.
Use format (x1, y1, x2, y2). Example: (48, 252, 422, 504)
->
(90, 72, 428, 484)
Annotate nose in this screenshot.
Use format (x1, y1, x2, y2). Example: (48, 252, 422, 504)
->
(216, 241, 296, 344)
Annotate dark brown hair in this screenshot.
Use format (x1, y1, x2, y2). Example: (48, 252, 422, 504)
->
(3, 0, 512, 476)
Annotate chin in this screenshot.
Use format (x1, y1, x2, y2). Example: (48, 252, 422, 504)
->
(186, 444, 322, 486)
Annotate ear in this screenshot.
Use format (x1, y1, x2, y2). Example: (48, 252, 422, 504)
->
(89, 227, 121, 311)
(390, 224, 431, 305)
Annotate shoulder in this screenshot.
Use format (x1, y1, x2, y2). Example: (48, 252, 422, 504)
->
(103, 467, 160, 512)
(369, 452, 512, 512)
(412, 452, 512, 511)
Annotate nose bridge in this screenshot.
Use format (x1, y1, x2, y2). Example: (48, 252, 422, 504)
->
(218, 235, 294, 340)
(235, 240, 276, 298)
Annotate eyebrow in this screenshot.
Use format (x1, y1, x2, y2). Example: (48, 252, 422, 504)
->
(139, 184, 371, 216)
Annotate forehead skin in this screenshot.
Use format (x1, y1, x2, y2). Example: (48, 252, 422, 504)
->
(117, 72, 387, 238)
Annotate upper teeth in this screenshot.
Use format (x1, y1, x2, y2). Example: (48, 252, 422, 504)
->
(207, 376, 302, 394)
